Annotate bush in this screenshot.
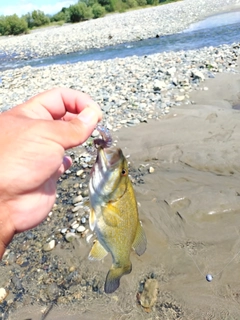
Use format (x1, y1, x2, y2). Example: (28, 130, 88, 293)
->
(51, 11, 66, 22)
(126, 0, 138, 8)
(23, 10, 50, 28)
(136, 0, 147, 5)
(69, 3, 93, 22)
(92, 3, 106, 18)
(31, 10, 50, 27)
(146, 0, 158, 4)
(0, 14, 28, 35)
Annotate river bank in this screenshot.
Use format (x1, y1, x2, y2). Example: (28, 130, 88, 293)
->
(0, 1, 240, 319)
(0, 0, 240, 62)
(1, 58, 240, 320)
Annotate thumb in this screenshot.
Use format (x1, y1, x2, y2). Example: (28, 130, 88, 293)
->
(45, 106, 101, 150)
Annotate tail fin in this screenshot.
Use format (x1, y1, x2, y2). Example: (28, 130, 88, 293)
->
(104, 263, 132, 294)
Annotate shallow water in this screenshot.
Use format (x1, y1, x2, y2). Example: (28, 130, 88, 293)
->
(0, 11, 240, 71)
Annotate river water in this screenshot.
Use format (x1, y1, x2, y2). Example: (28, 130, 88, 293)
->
(0, 11, 240, 71)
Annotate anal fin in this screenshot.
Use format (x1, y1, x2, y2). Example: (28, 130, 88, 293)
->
(89, 240, 108, 261)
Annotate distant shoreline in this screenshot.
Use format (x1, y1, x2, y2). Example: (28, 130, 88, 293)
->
(0, 0, 240, 62)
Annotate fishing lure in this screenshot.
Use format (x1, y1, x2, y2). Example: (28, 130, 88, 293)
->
(94, 125, 112, 149)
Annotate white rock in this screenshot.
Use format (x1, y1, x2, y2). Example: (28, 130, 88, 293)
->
(77, 225, 86, 233)
(149, 166, 155, 173)
(76, 169, 84, 176)
(0, 288, 7, 302)
(43, 239, 56, 252)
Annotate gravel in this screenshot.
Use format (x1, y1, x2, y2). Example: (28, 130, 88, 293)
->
(0, 0, 240, 317)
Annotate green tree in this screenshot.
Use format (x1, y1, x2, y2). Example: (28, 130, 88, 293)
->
(51, 11, 66, 22)
(92, 3, 106, 18)
(22, 12, 34, 28)
(69, 3, 93, 22)
(126, 0, 137, 8)
(31, 10, 50, 27)
(136, 0, 147, 5)
(146, 0, 159, 4)
(0, 15, 28, 35)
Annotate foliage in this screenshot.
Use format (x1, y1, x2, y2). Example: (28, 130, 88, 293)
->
(0, 0, 181, 36)
(136, 0, 147, 5)
(50, 11, 66, 22)
(0, 14, 28, 35)
(92, 3, 106, 18)
(69, 3, 93, 22)
(23, 10, 50, 28)
(146, 0, 158, 4)
(126, 0, 138, 8)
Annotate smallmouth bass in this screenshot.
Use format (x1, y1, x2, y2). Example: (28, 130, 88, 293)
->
(88, 126, 147, 294)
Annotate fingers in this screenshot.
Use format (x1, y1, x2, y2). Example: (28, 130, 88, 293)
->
(37, 106, 99, 150)
(23, 88, 102, 121)
(53, 156, 72, 181)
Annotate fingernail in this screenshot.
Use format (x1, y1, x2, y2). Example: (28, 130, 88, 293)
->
(78, 107, 96, 124)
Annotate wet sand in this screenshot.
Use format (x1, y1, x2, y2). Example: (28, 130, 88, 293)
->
(10, 69, 240, 319)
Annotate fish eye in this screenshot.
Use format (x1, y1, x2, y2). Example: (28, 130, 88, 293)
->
(121, 169, 127, 176)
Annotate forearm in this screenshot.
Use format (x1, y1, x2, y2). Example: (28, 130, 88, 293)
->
(0, 205, 15, 259)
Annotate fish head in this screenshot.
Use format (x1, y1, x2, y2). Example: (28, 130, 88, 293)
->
(90, 146, 129, 202)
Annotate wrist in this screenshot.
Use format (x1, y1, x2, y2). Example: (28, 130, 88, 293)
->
(0, 202, 15, 259)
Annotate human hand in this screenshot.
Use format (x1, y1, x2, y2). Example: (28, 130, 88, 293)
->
(0, 88, 102, 258)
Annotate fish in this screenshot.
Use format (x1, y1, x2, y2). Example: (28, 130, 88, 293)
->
(88, 126, 147, 294)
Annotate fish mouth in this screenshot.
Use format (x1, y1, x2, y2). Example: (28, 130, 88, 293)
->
(99, 147, 123, 168)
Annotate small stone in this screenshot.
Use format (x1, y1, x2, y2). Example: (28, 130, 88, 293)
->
(77, 225, 86, 233)
(43, 239, 56, 252)
(153, 80, 166, 91)
(60, 228, 68, 234)
(139, 279, 159, 308)
(166, 67, 176, 76)
(82, 189, 89, 197)
(76, 169, 84, 177)
(191, 69, 205, 81)
(206, 274, 213, 282)
(71, 222, 80, 229)
(0, 288, 8, 302)
(72, 205, 82, 213)
(148, 166, 154, 173)
(65, 232, 78, 242)
(175, 95, 185, 102)
(81, 216, 87, 224)
(47, 283, 61, 300)
(72, 195, 83, 204)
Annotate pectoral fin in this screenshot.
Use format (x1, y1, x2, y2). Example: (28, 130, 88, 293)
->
(102, 203, 122, 227)
(89, 240, 108, 261)
(132, 221, 147, 256)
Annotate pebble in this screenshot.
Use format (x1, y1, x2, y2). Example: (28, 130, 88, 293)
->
(0, 288, 7, 303)
(43, 239, 56, 252)
(76, 169, 84, 177)
(65, 232, 78, 242)
(139, 279, 159, 309)
(77, 225, 86, 233)
(60, 228, 68, 234)
(72, 195, 83, 204)
(148, 166, 155, 173)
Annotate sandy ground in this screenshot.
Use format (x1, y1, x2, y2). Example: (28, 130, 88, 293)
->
(9, 68, 240, 319)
